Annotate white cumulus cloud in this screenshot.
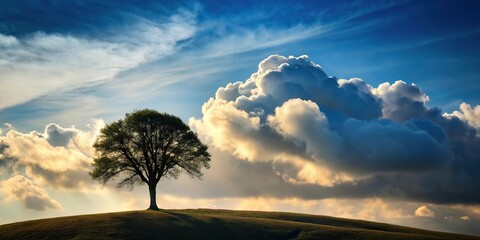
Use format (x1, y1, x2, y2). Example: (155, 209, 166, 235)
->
(0, 175, 62, 211)
(190, 54, 457, 187)
(0, 120, 104, 190)
(373, 80, 429, 122)
(446, 103, 480, 130)
(415, 205, 435, 217)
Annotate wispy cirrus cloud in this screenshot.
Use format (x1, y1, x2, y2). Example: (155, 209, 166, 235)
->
(0, 1, 420, 131)
(0, 10, 196, 110)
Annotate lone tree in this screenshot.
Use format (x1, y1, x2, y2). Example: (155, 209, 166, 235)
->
(90, 109, 210, 210)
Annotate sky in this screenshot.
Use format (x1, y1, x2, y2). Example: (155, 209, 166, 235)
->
(1, 0, 480, 236)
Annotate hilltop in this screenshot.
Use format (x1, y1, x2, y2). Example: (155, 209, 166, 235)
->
(0, 209, 478, 240)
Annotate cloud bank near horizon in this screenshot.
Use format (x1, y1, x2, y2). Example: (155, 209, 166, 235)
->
(1, 54, 479, 208)
(0, 119, 105, 211)
(0, 175, 63, 211)
(190, 54, 480, 203)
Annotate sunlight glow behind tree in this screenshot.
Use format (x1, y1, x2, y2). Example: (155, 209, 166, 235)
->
(90, 109, 211, 210)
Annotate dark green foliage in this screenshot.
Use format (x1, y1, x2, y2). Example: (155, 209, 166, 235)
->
(90, 109, 210, 209)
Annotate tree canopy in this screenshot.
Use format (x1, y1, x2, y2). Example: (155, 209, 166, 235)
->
(90, 109, 211, 210)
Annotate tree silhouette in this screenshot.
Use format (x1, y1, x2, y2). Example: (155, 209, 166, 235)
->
(90, 109, 210, 210)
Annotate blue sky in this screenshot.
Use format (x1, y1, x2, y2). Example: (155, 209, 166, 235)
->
(1, 0, 480, 236)
(1, 0, 479, 131)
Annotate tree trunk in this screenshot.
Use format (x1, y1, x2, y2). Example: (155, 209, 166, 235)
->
(148, 184, 159, 210)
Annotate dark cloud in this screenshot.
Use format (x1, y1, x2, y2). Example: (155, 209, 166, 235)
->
(337, 118, 451, 173)
(159, 147, 480, 209)
(44, 123, 77, 147)
(25, 164, 92, 190)
(375, 81, 429, 122)
(190, 54, 480, 204)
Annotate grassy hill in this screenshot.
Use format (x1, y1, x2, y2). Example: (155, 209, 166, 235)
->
(0, 209, 479, 240)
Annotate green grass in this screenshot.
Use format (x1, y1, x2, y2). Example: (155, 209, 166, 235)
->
(0, 209, 478, 240)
